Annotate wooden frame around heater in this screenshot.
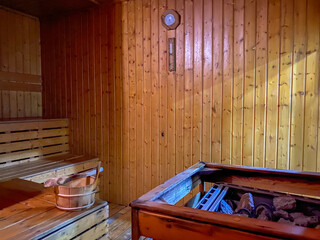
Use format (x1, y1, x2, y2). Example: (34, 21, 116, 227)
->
(130, 162, 320, 240)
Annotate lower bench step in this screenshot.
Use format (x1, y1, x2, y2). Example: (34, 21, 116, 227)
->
(0, 179, 108, 240)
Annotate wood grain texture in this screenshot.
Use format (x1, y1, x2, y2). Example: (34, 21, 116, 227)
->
(138, 210, 279, 240)
(41, 0, 320, 205)
(0, 119, 99, 183)
(0, 7, 41, 119)
(0, 179, 108, 240)
(41, 3, 116, 202)
(131, 163, 320, 240)
(0, 119, 69, 166)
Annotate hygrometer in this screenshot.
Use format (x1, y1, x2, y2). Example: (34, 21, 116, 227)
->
(161, 9, 180, 30)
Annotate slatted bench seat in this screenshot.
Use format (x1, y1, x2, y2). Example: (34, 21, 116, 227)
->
(0, 119, 99, 183)
(0, 179, 109, 240)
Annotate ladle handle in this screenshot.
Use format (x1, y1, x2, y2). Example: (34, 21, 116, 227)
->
(93, 161, 101, 189)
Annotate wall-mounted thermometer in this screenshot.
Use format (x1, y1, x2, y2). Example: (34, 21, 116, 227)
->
(168, 38, 176, 72)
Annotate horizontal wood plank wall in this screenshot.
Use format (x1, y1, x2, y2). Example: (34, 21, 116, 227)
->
(41, 0, 320, 205)
(0, 6, 42, 119)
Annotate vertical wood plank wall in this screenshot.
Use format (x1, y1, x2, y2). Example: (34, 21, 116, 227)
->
(41, 5, 112, 202)
(41, 0, 320, 205)
(0, 7, 42, 119)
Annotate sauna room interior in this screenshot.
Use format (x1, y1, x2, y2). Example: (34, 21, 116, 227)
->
(0, 0, 319, 239)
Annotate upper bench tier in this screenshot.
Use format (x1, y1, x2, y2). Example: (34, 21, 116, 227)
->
(0, 118, 98, 183)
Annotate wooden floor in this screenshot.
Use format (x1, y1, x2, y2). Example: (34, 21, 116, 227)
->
(104, 203, 149, 240)
(104, 203, 131, 239)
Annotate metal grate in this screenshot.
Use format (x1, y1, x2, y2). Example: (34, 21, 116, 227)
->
(195, 184, 229, 211)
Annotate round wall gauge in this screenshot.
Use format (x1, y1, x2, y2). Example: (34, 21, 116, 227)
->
(164, 14, 175, 26)
(161, 9, 180, 30)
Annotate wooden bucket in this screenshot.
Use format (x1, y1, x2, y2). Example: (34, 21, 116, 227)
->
(54, 163, 100, 211)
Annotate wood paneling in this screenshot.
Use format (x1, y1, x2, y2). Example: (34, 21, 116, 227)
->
(0, 119, 69, 167)
(41, 0, 320, 205)
(41, 4, 112, 201)
(0, 7, 41, 119)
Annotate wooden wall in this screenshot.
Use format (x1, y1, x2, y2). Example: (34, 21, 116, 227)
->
(41, 4, 111, 200)
(41, 0, 320, 205)
(0, 7, 42, 119)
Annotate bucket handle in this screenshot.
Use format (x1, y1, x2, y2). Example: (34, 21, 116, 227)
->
(93, 161, 101, 189)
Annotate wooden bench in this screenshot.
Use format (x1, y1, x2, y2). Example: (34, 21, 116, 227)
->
(0, 119, 99, 183)
(0, 179, 109, 240)
(0, 119, 109, 240)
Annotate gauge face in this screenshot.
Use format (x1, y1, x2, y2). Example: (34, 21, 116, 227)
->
(164, 13, 175, 26)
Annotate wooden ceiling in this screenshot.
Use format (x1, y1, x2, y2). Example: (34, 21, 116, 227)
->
(0, 0, 109, 18)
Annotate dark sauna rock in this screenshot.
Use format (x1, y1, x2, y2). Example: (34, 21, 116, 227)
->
(290, 212, 319, 227)
(311, 209, 320, 217)
(256, 205, 272, 221)
(232, 200, 239, 209)
(308, 216, 319, 226)
(226, 199, 235, 210)
(257, 208, 270, 221)
(290, 212, 305, 220)
(305, 206, 320, 216)
(220, 200, 233, 215)
(273, 196, 296, 211)
(235, 193, 255, 213)
(278, 218, 294, 225)
(293, 217, 309, 227)
(273, 210, 289, 219)
(236, 213, 249, 218)
(236, 208, 252, 218)
(294, 216, 319, 227)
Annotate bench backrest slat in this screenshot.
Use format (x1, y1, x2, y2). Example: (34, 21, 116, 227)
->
(0, 119, 69, 167)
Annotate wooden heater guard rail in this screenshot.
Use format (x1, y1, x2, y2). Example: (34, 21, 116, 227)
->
(130, 162, 320, 240)
(0, 118, 99, 183)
